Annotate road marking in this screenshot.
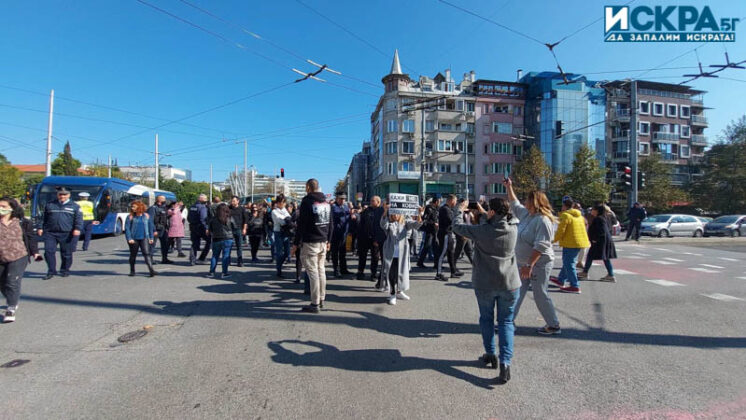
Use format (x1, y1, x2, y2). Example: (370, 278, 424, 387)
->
(663, 257, 684, 262)
(701, 293, 745, 302)
(625, 256, 643, 259)
(653, 248, 674, 252)
(718, 257, 738, 262)
(689, 267, 721, 274)
(613, 269, 637, 275)
(646, 279, 685, 287)
(700, 264, 725, 269)
(681, 252, 703, 256)
(653, 260, 676, 265)
(736, 277, 746, 280)
(632, 253, 651, 257)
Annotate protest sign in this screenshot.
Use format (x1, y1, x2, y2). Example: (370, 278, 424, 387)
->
(388, 193, 420, 216)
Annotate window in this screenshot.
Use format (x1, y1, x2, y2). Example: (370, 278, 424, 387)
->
(425, 163, 434, 172)
(425, 141, 433, 152)
(401, 161, 414, 171)
(387, 162, 395, 175)
(425, 120, 435, 132)
(402, 141, 415, 154)
(484, 162, 512, 174)
(386, 120, 398, 133)
(483, 104, 490, 114)
(467, 143, 474, 154)
(652, 102, 664, 116)
(465, 123, 475, 134)
(446, 82, 454, 92)
(439, 164, 452, 173)
(680, 145, 690, 158)
(384, 99, 397, 111)
(639, 101, 650, 115)
(681, 125, 690, 138)
(456, 164, 462, 174)
(639, 121, 650, 135)
(402, 120, 415, 133)
(437, 139, 453, 152)
(456, 100, 464, 111)
(680, 105, 690, 118)
(439, 123, 454, 131)
(493, 104, 510, 113)
(485, 183, 507, 194)
(639, 143, 650, 155)
(385, 142, 397, 154)
(514, 106, 522, 116)
(466, 102, 475, 112)
(469, 164, 474, 175)
(667, 104, 677, 118)
(492, 122, 512, 134)
(486, 143, 513, 155)
(454, 141, 464, 153)
(514, 145, 523, 156)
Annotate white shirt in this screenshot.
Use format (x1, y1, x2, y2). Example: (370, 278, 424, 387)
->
(271, 208, 291, 232)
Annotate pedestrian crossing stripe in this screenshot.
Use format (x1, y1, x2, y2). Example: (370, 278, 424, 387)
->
(689, 267, 721, 274)
(700, 264, 725, 269)
(701, 293, 745, 302)
(653, 260, 676, 265)
(736, 277, 746, 280)
(663, 257, 684, 262)
(718, 257, 738, 262)
(646, 279, 685, 287)
(612, 269, 637, 275)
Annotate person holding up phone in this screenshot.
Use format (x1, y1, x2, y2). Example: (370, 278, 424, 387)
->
(0, 197, 42, 323)
(503, 177, 562, 336)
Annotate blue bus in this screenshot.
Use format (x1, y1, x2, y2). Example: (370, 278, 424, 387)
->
(31, 176, 179, 235)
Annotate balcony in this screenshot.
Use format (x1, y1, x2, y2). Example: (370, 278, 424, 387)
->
(612, 151, 629, 160)
(691, 115, 708, 125)
(653, 132, 680, 142)
(691, 97, 704, 107)
(613, 108, 630, 122)
(659, 153, 679, 163)
(690, 134, 707, 145)
(612, 130, 630, 141)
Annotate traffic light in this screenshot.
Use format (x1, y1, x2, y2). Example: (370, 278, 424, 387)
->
(555, 120, 563, 136)
(280, 168, 285, 178)
(622, 166, 632, 188)
(638, 171, 646, 189)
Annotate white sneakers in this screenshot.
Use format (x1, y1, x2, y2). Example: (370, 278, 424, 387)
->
(396, 291, 410, 301)
(387, 296, 397, 305)
(387, 292, 411, 305)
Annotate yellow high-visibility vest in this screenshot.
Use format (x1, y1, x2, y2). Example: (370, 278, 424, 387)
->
(77, 200, 95, 221)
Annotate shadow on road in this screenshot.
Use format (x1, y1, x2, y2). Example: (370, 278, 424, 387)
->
(267, 339, 494, 389)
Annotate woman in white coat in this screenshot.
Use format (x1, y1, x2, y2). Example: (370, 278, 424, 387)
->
(379, 203, 423, 305)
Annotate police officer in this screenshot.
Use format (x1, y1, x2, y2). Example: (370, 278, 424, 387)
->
(75, 191, 99, 251)
(147, 195, 172, 265)
(188, 194, 211, 265)
(37, 187, 83, 279)
(330, 192, 351, 278)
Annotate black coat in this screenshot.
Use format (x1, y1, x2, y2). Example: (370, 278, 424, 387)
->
(587, 216, 617, 261)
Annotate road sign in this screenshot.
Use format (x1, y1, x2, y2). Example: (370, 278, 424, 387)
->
(388, 193, 419, 216)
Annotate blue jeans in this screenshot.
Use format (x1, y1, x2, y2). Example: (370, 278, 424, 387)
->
(475, 288, 519, 366)
(584, 257, 614, 276)
(557, 247, 581, 288)
(210, 239, 234, 275)
(274, 231, 289, 273)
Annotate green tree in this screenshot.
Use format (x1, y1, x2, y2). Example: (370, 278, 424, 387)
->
(177, 180, 211, 205)
(334, 178, 346, 194)
(51, 141, 81, 176)
(638, 153, 689, 212)
(0, 164, 26, 198)
(689, 115, 746, 213)
(511, 145, 564, 200)
(0, 153, 9, 166)
(563, 145, 612, 207)
(85, 162, 125, 179)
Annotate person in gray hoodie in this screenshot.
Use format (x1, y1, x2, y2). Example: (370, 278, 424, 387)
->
(453, 197, 521, 385)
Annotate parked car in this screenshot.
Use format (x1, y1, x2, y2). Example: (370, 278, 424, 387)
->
(696, 216, 713, 224)
(704, 215, 746, 237)
(639, 214, 705, 237)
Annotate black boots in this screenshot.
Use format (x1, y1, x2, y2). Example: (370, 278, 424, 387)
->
(497, 363, 511, 385)
(479, 354, 498, 369)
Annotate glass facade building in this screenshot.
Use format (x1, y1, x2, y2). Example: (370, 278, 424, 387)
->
(521, 72, 607, 174)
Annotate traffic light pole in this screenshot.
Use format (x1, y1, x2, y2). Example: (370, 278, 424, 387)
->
(630, 80, 639, 207)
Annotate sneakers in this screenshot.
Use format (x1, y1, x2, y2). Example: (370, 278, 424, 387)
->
(395, 291, 410, 301)
(600, 275, 616, 283)
(434, 273, 449, 281)
(549, 276, 565, 287)
(301, 304, 320, 313)
(387, 296, 397, 305)
(559, 286, 581, 294)
(3, 308, 16, 323)
(536, 325, 561, 335)
(452, 271, 465, 278)
(577, 271, 588, 280)
(207, 272, 214, 278)
(221, 273, 232, 279)
(375, 286, 388, 293)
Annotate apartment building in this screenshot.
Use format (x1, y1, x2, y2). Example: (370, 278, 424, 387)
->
(605, 80, 706, 199)
(370, 50, 477, 199)
(345, 141, 371, 203)
(472, 79, 527, 198)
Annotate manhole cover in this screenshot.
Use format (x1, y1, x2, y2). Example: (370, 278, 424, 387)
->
(1, 359, 30, 368)
(117, 329, 148, 343)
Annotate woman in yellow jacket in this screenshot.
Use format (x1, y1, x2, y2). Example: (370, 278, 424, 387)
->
(550, 197, 590, 294)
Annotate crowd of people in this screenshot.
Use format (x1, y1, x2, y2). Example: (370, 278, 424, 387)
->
(2, 176, 625, 386)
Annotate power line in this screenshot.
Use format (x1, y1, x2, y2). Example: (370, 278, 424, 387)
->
(553, 0, 637, 45)
(437, 0, 545, 46)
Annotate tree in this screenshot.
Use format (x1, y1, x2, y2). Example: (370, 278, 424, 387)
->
(562, 145, 612, 207)
(638, 153, 689, 212)
(511, 145, 564, 200)
(85, 162, 125, 179)
(51, 141, 81, 176)
(334, 178, 346, 194)
(0, 153, 9, 166)
(0, 164, 26, 198)
(689, 115, 746, 213)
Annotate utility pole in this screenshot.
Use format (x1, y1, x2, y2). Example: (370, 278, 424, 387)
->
(234, 164, 239, 195)
(630, 80, 639, 207)
(243, 140, 248, 198)
(250, 166, 254, 202)
(45, 89, 54, 176)
(209, 164, 213, 202)
(108, 154, 112, 178)
(420, 106, 426, 202)
(464, 142, 469, 199)
(154, 133, 159, 190)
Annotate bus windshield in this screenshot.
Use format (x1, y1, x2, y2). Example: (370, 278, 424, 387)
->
(36, 184, 104, 216)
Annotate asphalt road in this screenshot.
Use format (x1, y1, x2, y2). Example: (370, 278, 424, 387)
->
(1, 235, 745, 419)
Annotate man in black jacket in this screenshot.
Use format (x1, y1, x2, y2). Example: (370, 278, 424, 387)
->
(417, 195, 440, 268)
(37, 187, 83, 279)
(625, 202, 647, 241)
(188, 194, 211, 265)
(147, 195, 172, 265)
(355, 196, 385, 281)
(434, 195, 464, 281)
(229, 196, 248, 266)
(292, 179, 332, 313)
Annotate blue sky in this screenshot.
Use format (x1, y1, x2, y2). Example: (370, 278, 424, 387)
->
(1, 0, 744, 192)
